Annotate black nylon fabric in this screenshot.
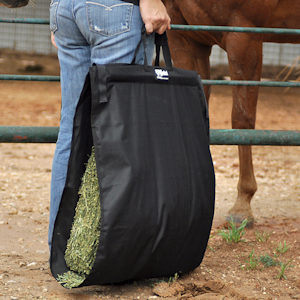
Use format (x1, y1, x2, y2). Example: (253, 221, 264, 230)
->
(121, 0, 139, 5)
(50, 57, 215, 287)
(50, 75, 94, 277)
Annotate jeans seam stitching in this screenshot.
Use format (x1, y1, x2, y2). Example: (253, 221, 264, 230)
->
(86, 2, 133, 36)
(86, 1, 131, 9)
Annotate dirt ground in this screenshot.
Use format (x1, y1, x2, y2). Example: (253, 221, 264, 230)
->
(0, 50, 299, 299)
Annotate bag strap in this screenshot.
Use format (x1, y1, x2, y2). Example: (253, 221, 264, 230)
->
(154, 32, 173, 69)
(132, 26, 148, 65)
(132, 26, 173, 70)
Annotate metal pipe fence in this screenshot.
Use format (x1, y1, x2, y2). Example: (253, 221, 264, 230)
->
(1, 74, 300, 87)
(0, 126, 299, 146)
(1, 18, 299, 145)
(1, 18, 300, 35)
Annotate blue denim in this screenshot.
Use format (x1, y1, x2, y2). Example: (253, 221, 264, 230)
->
(49, 0, 154, 249)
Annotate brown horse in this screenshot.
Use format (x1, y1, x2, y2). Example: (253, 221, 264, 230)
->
(164, 0, 300, 225)
(0, 0, 28, 7)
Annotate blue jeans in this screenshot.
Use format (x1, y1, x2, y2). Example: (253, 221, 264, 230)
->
(49, 0, 154, 249)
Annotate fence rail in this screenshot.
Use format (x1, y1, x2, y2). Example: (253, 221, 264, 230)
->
(1, 18, 300, 35)
(0, 126, 299, 146)
(1, 74, 300, 87)
(171, 25, 300, 35)
(0, 18, 49, 24)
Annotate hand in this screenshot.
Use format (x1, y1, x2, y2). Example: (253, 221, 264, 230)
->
(51, 32, 57, 48)
(139, 0, 171, 35)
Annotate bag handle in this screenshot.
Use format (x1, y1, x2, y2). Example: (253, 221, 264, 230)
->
(132, 26, 173, 70)
(154, 32, 173, 69)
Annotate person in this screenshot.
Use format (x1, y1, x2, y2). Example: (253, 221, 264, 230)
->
(48, 0, 171, 250)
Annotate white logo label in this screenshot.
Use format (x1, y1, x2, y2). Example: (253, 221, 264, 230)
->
(155, 69, 169, 81)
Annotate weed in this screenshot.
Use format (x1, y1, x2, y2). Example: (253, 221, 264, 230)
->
(260, 255, 279, 268)
(255, 231, 270, 243)
(207, 245, 216, 252)
(276, 241, 289, 254)
(244, 250, 259, 270)
(277, 260, 292, 280)
(218, 218, 248, 243)
(168, 273, 179, 285)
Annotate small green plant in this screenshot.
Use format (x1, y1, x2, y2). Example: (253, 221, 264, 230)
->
(168, 273, 179, 285)
(260, 255, 279, 268)
(209, 232, 216, 239)
(207, 245, 216, 252)
(244, 250, 259, 270)
(219, 218, 248, 243)
(276, 241, 289, 254)
(277, 260, 292, 280)
(255, 231, 270, 243)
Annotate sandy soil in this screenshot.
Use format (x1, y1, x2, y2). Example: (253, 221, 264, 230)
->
(0, 51, 299, 299)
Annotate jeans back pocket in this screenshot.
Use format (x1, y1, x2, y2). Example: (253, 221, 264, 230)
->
(86, 0, 133, 36)
(50, 0, 59, 33)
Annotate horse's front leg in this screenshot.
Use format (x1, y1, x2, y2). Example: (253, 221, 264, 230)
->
(225, 33, 263, 226)
(167, 31, 212, 100)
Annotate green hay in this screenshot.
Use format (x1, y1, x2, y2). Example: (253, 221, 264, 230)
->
(57, 271, 86, 289)
(57, 147, 101, 289)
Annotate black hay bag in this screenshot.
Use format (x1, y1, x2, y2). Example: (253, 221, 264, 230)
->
(50, 32, 215, 287)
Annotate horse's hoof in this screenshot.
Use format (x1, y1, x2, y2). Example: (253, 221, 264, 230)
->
(225, 215, 254, 228)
